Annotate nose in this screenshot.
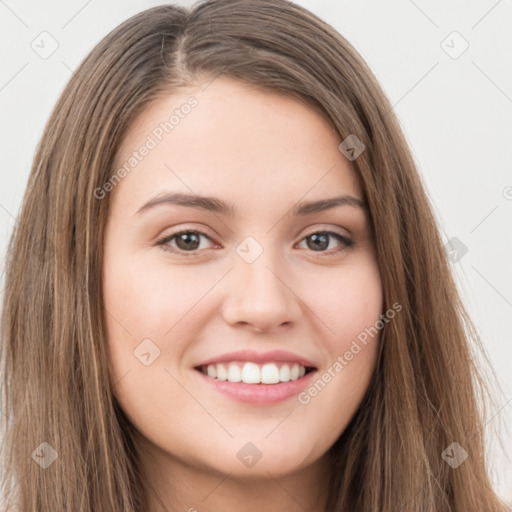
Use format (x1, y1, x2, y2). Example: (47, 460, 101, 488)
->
(221, 250, 302, 334)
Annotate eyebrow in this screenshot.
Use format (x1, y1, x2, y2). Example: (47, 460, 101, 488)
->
(135, 192, 366, 217)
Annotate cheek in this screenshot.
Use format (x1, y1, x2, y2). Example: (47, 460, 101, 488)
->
(102, 253, 207, 434)
(103, 249, 212, 340)
(304, 255, 383, 347)
(102, 248, 224, 400)
(295, 256, 382, 409)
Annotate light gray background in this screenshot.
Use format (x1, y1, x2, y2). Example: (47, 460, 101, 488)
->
(1, 0, 511, 503)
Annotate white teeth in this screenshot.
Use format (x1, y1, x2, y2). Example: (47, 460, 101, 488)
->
(216, 364, 228, 381)
(201, 361, 310, 384)
(242, 362, 260, 384)
(261, 363, 280, 384)
(279, 364, 290, 382)
(227, 364, 242, 382)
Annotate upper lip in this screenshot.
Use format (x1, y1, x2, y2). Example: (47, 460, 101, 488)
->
(194, 349, 317, 369)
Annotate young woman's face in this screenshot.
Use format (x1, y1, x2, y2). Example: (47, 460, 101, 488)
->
(103, 77, 383, 480)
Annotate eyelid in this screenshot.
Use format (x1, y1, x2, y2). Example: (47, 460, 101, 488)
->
(155, 222, 218, 243)
(300, 224, 351, 239)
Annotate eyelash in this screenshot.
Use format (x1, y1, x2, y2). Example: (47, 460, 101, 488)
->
(155, 228, 355, 257)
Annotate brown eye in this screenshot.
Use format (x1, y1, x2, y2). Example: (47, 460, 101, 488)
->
(156, 230, 215, 255)
(298, 231, 354, 254)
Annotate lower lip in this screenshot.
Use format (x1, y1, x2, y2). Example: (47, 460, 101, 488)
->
(194, 368, 317, 404)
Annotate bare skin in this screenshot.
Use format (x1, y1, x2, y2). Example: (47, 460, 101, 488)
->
(102, 76, 383, 512)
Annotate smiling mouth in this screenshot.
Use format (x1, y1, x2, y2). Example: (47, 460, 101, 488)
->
(194, 361, 317, 385)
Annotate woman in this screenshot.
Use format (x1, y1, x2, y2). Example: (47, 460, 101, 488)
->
(1, 0, 509, 510)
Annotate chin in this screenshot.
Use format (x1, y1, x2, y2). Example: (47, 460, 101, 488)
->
(201, 439, 317, 479)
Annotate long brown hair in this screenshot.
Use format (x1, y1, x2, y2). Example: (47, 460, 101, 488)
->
(1, 1, 509, 510)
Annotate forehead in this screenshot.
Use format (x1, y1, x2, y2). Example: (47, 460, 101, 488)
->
(111, 77, 363, 215)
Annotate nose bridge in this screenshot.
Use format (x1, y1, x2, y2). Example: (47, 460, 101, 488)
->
(222, 235, 301, 331)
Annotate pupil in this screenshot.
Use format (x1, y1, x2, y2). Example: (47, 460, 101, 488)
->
(308, 233, 328, 251)
(177, 232, 200, 250)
